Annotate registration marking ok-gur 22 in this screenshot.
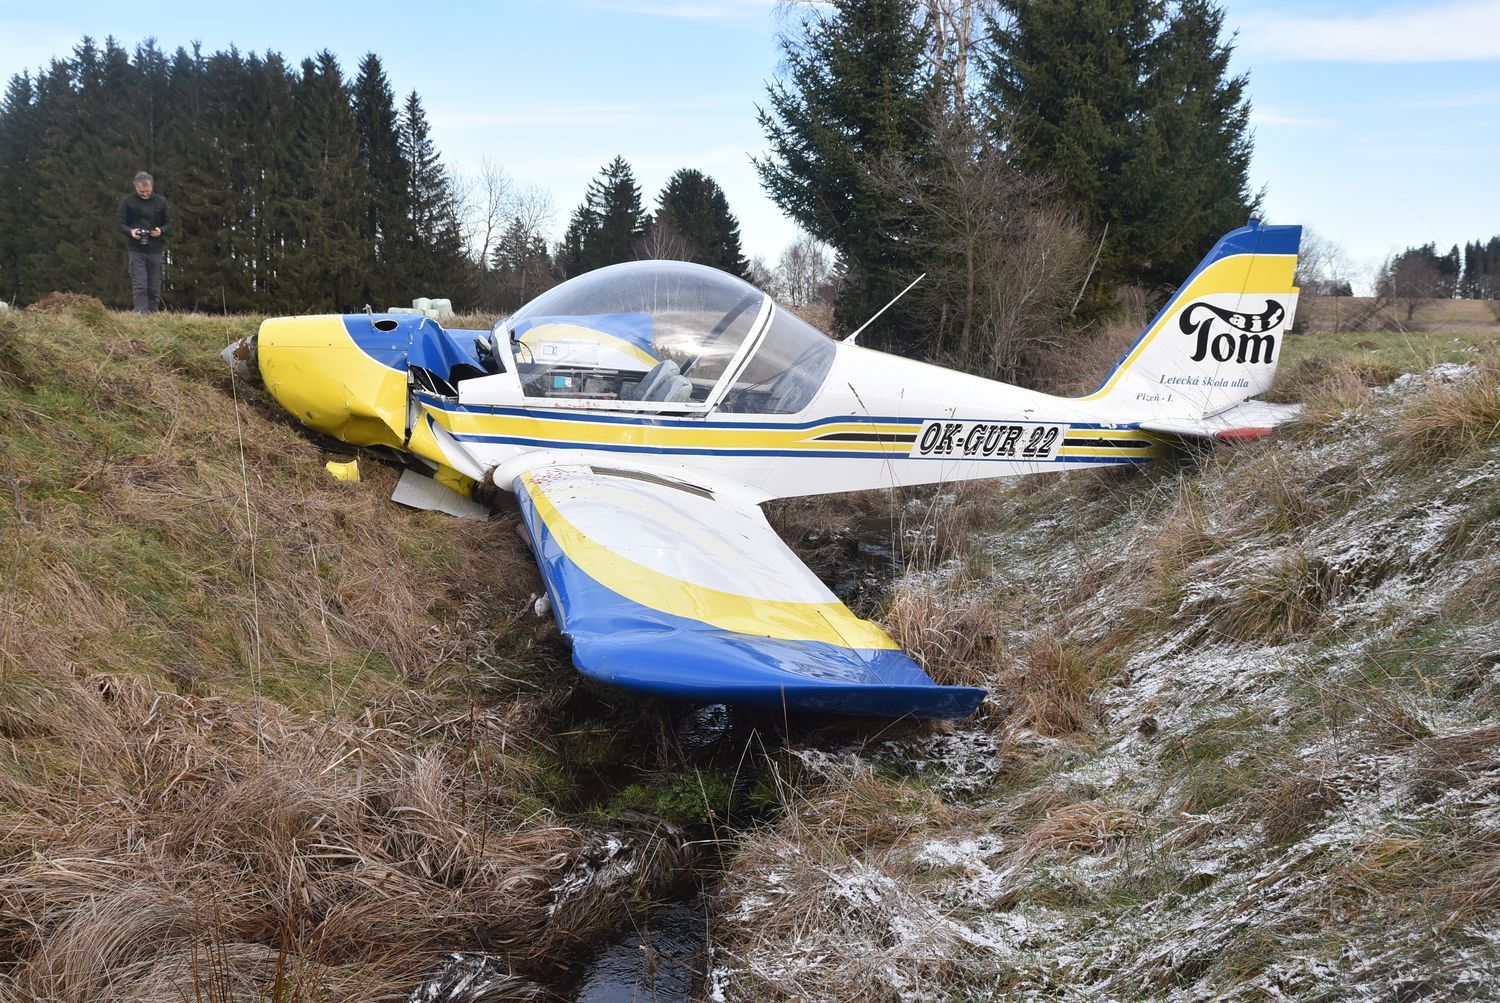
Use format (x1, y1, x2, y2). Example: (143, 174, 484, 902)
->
(911, 420, 1069, 461)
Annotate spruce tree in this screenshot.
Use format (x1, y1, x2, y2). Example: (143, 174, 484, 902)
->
(491, 216, 557, 308)
(352, 54, 408, 305)
(397, 90, 470, 302)
(654, 168, 749, 277)
(559, 204, 597, 279)
(285, 51, 367, 310)
(985, 0, 1256, 296)
(0, 73, 41, 302)
(1486, 237, 1500, 299)
(756, 0, 934, 347)
(585, 156, 648, 271)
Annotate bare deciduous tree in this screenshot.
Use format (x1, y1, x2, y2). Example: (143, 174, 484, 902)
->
(464, 156, 517, 266)
(1378, 251, 1443, 325)
(1296, 228, 1355, 298)
(636, 216, 693, 261)
(875, 112, 1091, 380)
(776, 233, 834, 307)
(918, 0, 986, 120)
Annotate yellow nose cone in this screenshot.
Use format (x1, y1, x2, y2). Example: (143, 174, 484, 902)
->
(256, 316, 409, 450)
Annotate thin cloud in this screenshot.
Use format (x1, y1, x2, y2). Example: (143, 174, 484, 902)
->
(1239, 0, 1500, 63)
(431, 97, 746, 130)
(1250, 109, 1334, 128)
(1394, 90, 1500, 110)
(578, 0, 777, 24)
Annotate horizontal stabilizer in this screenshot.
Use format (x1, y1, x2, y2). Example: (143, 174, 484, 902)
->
(1138, 399, 1301, 442)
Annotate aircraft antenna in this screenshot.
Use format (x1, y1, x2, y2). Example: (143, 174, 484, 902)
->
(844, 272, 926, 346)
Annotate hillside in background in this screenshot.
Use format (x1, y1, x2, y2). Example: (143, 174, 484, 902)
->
(0, 299, 1497, 1001)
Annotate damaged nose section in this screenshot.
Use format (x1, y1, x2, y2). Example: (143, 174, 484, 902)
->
(220, 334, 259, 382)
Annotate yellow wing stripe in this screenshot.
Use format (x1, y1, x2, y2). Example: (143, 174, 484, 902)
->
(521, 471, 899, 650)
(1078, 253, 1297, 401)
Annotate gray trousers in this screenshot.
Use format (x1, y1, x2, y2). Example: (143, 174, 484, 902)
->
(127, 251, 164, 313)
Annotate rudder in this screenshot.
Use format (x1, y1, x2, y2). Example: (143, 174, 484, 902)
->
(1083, 218, 1302, 420)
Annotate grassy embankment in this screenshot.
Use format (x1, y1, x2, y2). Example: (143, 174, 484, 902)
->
(712, 317, 1500, 1000)
(3, 295, 1497, 1001)
(0, 297, 727, 1001)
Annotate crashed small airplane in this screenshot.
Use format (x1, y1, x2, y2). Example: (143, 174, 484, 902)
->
(225, 218, 1300, 719)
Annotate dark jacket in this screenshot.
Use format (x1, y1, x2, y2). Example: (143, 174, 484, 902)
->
(118, 192, 171, 253)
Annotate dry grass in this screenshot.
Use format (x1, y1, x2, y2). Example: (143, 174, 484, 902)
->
(1388, 353, 1500, 465)
(1004, 632, 1106, 738)
(881, 574, 1002, 690)
(0, 659, 685, 999)
(1196, 549, 1344, 644)
(0, 303, 688, 999)
(711, 325, 1500, 1002)
(1019, 800, 1139, 858)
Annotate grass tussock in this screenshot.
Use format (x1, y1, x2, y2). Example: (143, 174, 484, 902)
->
(881, 573, 1001, 690)
(1388, 353, 1500, 465)
(1209, 550, 1344, 642)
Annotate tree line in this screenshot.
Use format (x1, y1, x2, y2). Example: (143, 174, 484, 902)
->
(0, 39, 473, 313)
(1378, 238, 1500, 302)
(4, 4, 1278, 380)
(0, 37, 763, 317)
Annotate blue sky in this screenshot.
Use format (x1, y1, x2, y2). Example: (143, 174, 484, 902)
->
(2, 0, 1497, 290)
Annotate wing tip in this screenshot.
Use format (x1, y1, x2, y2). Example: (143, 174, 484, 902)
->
(1213, 427, 1275, 443)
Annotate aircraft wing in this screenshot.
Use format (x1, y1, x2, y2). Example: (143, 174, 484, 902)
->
(1137, 399, 1301, 443)
(511, 462, 986, 719)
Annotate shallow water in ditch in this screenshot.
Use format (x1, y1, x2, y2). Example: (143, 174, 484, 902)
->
(572, 899, 706, 1002)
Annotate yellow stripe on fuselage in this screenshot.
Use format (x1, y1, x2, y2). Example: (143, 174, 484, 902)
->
(433, 408, 922, 452)
(1079, 253, 1297, 401)
(521, 471, 899, 650)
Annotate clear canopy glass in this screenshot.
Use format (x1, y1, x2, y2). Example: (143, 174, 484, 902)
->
(507, 260, 766, 404)
(502, 260, 835, 414)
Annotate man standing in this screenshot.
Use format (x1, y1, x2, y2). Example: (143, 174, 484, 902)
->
(118, 171, 171, 313)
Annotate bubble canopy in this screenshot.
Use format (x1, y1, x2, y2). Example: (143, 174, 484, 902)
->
(500, 260, 835, 414)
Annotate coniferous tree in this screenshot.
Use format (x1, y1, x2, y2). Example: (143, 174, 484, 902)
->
(756, 0, 934, 347)
(1485, 237, 1500, 300)
(654, 168, 749, 277)
(558, 204, 597, 279)
(352, 54, 408, 305)
(587, 156, 648, 272)
(0, 73, 42, 302)
(1437, 243, 1461, 298)
(245, 52, 303, 308)
(397, 90, 469, 301)
(283, 52, 366, 310)
(0, 36, 485, 310)
(491, 216, 557, 309)
(1462, 241, 1482, 299)
(984, 0, 1256, 297)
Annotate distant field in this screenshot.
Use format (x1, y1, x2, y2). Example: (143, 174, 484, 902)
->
(1298, 295, 1500, 335)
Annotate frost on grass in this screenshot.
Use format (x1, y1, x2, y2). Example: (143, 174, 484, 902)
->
(712, 362, 1500, 1001)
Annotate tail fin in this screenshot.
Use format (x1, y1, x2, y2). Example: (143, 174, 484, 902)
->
(1083, 218, 1302, 421)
